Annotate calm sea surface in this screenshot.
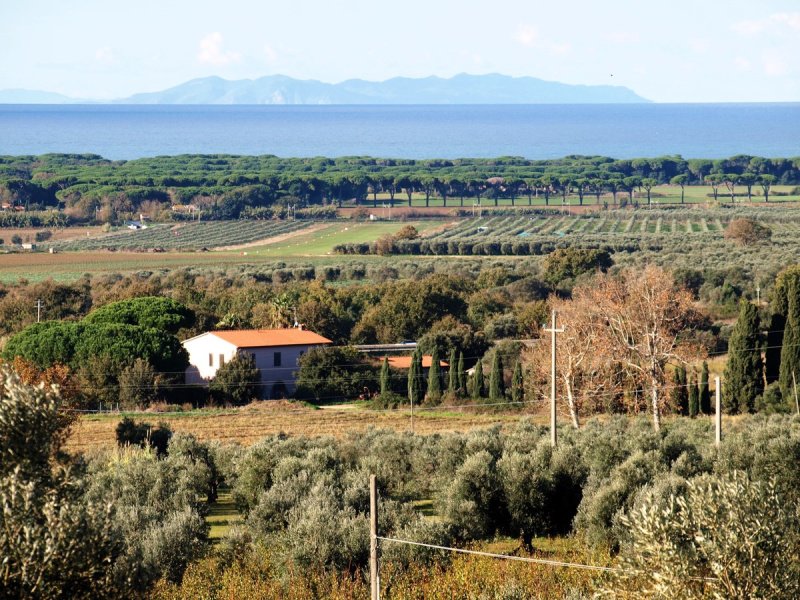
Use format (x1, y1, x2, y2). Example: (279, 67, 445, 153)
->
(0, 104, 798, 160)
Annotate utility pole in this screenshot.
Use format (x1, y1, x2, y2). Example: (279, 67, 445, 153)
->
(35, 299, 43, 323)
(792, 371, 799, 416)
(369, 474, 379, 600)
(543, 310, 564, 448)
(715, 376, 722, 447)
(756, 284, 761, 306)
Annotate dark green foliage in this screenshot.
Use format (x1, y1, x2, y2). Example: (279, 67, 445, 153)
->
(699, 361, 711, 414)
(457, 351, 466, 396)
(209, 353, 263, 405)
(115, 417, 173, 457)
(448, 347, 458, 394)
(411, 351, 425, 405)
(489, 352, 505, 401)
(471, 359, 485, 399)
(84, 296, 195, 333)
(426, 346, 442, 402)
(765, 311, 786, 385)
(779, 278, 800, 402)
(295, 346, 377, 403)
(511, 361, 524, 404)
(688, 375, 699, 417)
(672, 366, 688, 415)
(756, 382, 788, 414)
(723, 300, 763, 414)
(542, 247, 613, 287)
(118, 358, 160, 409)
(380, 357, 390, 396)
(2, 321, 189, 374)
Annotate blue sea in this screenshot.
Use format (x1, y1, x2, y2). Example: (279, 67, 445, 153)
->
(0, 103, 798, 160)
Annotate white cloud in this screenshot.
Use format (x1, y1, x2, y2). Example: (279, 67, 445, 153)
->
(94, 47, 115, 65)
(516, 24, 538, 47)
(197, 32, 241, 66)
(515, 24, 571, 56)
(263, 45, 279, 63)
(732, 12, 800, 36)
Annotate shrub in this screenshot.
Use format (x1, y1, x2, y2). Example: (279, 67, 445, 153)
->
(724, 217, 772, 245)
(209, 353, 262, 405)
(606, 472, 800, 599)
(115, 417, 173, 457)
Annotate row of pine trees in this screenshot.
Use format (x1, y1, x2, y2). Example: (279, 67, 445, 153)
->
(379, 347, 524, 406)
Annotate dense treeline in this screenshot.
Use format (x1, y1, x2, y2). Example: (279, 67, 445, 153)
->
(1, 153, 798, 222)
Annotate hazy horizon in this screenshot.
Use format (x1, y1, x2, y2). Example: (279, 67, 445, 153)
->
(1, 0, 798, 103)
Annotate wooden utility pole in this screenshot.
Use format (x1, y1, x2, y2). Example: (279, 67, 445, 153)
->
(543, 310, 564, 448)
(370, 474, 379, 600)
(715, 376, 722, 447)
(792, 371, 799, 416)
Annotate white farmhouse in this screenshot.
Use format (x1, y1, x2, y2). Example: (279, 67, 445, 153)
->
(183, 328, 332, 398)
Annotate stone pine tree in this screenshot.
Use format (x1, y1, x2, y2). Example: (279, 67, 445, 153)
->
(511, 361, 524, 404)
(448, 347, 458, 396)
(457, 351, 466, 396)
(472, 359, 485, 400)
(688, 373, 699, 417)
(489, 352, 505, 401)
(723, 300, 764, 414)
(779, 279, 800, 402)
(380, 357, 390, 396)
(427, 347, 442, 402)
(699, 361, 710, 414)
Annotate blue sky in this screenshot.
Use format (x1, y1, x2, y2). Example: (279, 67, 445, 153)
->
(1, 0, 798, 102)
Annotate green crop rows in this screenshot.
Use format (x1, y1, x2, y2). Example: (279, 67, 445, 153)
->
(50, 220, 313, 251)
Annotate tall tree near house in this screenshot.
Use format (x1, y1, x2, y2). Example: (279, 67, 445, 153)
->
(699, 361, 711, 414)
(779, 278, 800, 403)
(448, 347, 458, 395)
(723, 300, 763, 414)
(489, 352, 505, 401)
(471, 359, 484, 400)
(427, 346, 442, 402)
(380, 357, 390, 396)
(589, 266, 700, 431)
(457, 351, 467, 396)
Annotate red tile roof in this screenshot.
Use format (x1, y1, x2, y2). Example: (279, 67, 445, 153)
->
(383, 355, 448, 369)
(211, 329, 332, 348)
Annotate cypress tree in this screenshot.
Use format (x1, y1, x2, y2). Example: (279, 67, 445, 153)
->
(699, 361, 710, 414)
(413, 351, 425, 405)
(407, 352, 417, 404)
(427, 347, 442, 402)
(448, 347, 458, 395)
(688, 374, 699, 417)
(671, 366, 688, 415)
(472, 359, 484, 400)
(723, 300, 764, 414)
(457, 351, 466, 396)
(779, 278, 800, 402)
(765, 311, 785, 385)
(380, 357, 390, 396)
(489, 352, 505, 401)
(511, 361, 524, 404)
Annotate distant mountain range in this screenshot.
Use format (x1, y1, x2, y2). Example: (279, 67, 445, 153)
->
(0, 74, 649, 105)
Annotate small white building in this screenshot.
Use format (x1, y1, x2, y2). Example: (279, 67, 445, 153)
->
(182, 328, 332, 398)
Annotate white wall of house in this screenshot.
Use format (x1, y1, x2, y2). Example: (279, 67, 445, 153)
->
(183, 333, 317, 397)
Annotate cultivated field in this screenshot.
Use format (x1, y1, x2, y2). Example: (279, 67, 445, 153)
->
(67, 402, 538, 453)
